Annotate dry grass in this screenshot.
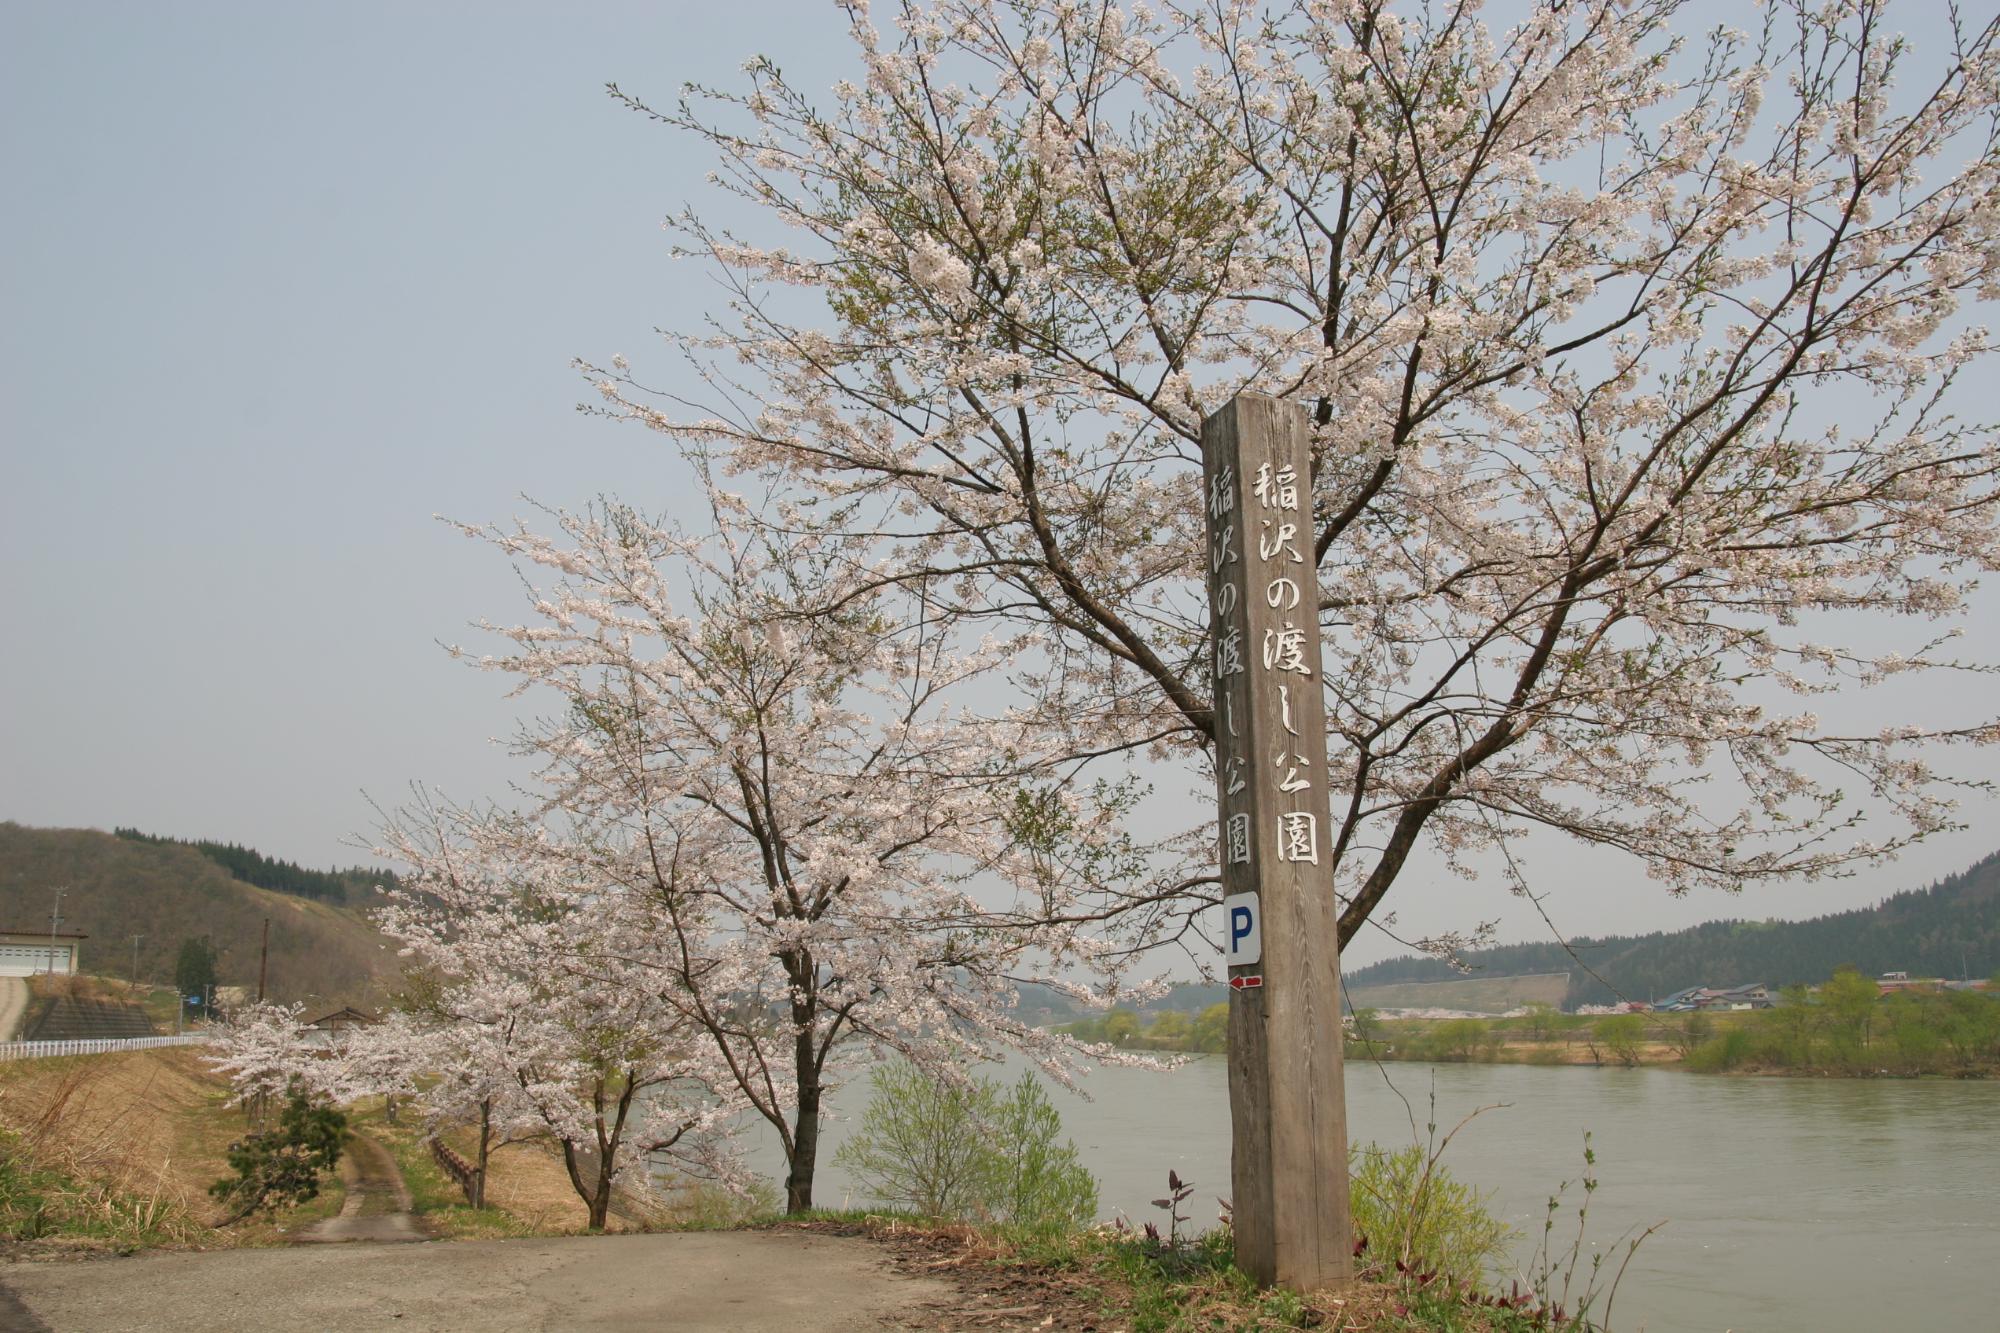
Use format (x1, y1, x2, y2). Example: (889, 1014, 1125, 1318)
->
(437, 1126, 614, 1233)
(0, 1047, 354, 1252)
(0, 1050, 228, 1251)
(1347, 974, 1571, 1015)
(0, 1050, 227, 1219)
(1491, 1039, 1683, 1067)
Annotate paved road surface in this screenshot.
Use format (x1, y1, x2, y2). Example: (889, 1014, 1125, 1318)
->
(0, 977, 28, 1042)
(0, 1232, 957, 1332)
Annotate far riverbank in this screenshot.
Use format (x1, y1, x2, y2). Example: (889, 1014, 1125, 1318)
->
(1060, 977, 2000, 1078)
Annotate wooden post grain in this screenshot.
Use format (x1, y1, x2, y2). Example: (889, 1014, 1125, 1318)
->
(1201, 393, 1353, 1291)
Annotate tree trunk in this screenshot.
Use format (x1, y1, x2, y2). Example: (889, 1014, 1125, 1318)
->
(786, 1083, 821, 1214)
(589, 1168, 613, 1230)
(781, 947, 824, 1215)
(785, 1009, 822, 1214)
(473, 1097, 491, 1210)
(558, 1138, 604, 1229)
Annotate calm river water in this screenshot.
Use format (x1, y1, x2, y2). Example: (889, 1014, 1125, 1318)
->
(746, 1057, 1999, 1332)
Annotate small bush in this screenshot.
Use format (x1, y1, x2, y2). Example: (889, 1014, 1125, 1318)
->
(1348, 1142, 1514, 1284)
(834, 1061, 1097, 1229)
(988, 1072, 1099, 1231)
(1593, 1015, 1646, 1068)
(1685, 1027, 1754, 1072)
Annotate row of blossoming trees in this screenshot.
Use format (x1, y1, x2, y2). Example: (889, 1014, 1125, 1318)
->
(211, 496, 1152, 1226)
(217, 0, 2000, 1232)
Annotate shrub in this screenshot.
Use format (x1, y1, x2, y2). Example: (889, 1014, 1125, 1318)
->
(987, 1072, 1098, 1231)
(1685, 1027, 1753, 1072)
(1348, 1141, 1514, 1284)
(1593, 1015, 1646, 1068)
(833, 1061, 997, 1218)
(1520, 1003, 1562, 1043)
(834, 1061, 1098, 1229)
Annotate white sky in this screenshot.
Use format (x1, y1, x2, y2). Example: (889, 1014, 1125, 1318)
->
(4, 1, 1995, 972)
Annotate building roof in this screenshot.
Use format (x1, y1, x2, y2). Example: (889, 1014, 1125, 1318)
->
(0, 929, 88, 940)
(304, 1006, 378, 1027)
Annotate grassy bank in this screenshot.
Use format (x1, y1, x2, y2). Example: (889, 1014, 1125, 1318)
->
(1345, 984, 2000, 1076)
(0, 1047, 346, 1252)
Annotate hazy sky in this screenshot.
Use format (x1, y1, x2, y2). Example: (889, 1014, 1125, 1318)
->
(5, 1, 1996, 970)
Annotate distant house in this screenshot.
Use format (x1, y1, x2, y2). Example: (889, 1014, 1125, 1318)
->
(1708, 983, 1773, 1010)
(301, 1006, 377, 1048)
(1654, 983, 1773, 1012)
(0, 928, 86, 978)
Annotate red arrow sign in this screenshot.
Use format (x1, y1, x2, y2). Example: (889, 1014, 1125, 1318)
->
(1229, 974, 1263, 989)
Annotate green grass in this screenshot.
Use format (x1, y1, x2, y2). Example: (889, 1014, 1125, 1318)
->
(367, 1122, 531, 1240)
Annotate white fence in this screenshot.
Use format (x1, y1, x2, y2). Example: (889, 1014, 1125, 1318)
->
(0, 1034, 214, 1063)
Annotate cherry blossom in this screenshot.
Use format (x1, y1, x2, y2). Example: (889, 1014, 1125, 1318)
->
(587, 0, 2000, 956)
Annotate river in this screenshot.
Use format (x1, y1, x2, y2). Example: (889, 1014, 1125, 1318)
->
(744, 1057, 2000, 1332)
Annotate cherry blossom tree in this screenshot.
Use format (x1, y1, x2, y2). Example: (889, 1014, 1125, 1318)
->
(207, 1001, 318, 1109)
(431, 497, 1144, 1212)
(592, 0, 2000, 957)
(372, 805, 743, 1230)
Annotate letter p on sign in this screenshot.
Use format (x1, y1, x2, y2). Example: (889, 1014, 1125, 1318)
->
(1222, 891, 1262, 967)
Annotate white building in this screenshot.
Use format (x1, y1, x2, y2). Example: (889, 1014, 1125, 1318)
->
(0, 929, 85, 977)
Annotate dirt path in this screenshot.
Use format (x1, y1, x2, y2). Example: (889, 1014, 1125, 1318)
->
(0, 1232, 966, 1331)
(0, 977, 28, 1042)
(300, 1131, 423, 1244)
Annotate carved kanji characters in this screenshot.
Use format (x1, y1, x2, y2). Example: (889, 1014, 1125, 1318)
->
(1225, 812, 1251, 865)
(1252, 462, 1298, 512)
(1261, 623, 1311, 675)
(1257, 519, 1302, 563)
(1276, 811, 1319, 864)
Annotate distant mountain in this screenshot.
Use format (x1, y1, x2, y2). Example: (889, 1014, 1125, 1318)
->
(1015, 979, 1226, 1026)
(1345, 850, 2000, 1009)
(0, 823, 401, 1007)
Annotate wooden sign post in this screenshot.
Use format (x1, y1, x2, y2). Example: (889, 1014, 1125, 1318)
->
(1201, 393, 1353, 1291)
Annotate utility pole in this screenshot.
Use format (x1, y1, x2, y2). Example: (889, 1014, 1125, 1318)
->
(1200, 394, 1353, 1292)
(45, 887, 68, 977)
(130, 934, 145, 990)
(257, 917, 270, 1004)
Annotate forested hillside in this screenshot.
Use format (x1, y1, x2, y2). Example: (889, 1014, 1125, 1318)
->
(0, 823, 400, 1006)
(1346, 851, 2000, 1008)
(112, 828, 397, 905)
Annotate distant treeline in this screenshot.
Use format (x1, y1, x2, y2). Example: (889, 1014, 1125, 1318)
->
(1349, 974, 2000, 1077)
(1014, 979, 1225, 1027)
(1059, 1003, 1229, 1053)
(1346, 850, 2000, 1008)
(112, 829, 398, 905)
